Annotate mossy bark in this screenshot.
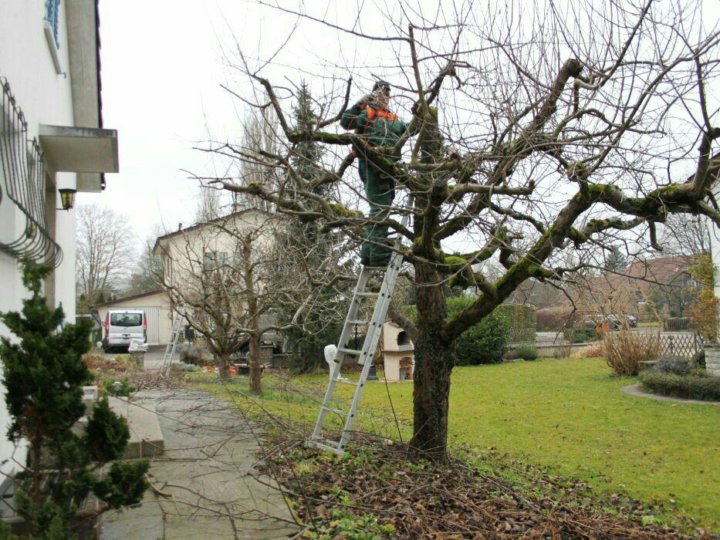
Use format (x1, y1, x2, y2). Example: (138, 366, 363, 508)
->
(409, 261, 455, 460)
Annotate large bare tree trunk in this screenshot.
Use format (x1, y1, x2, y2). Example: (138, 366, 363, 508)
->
(409, 262, 454, 459)
(248, 333, 262, 395)
(217, 354, 231, 381)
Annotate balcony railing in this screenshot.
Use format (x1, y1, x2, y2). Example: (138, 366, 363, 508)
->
(0, 77, 62, 267)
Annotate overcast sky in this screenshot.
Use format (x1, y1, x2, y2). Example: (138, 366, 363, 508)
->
(80, 0, 720, 252)
(79, 0, 398, 244)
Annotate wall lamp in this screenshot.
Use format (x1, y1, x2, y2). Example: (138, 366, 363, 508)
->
(58, 188, 77, 211)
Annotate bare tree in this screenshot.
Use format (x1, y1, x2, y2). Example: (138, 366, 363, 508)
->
(124, 237, 163, 296)
(660, 213, 711, 256)
(207, 1, 719, 459)
(155, 210, 301, 392)
(76, 205, 137, 309)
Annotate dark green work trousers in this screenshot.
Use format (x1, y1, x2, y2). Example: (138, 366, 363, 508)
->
(358, 158, 394, 264)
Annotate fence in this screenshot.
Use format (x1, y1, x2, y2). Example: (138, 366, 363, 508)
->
(657, 333, 704, 359)
(604, 332, 704, 361)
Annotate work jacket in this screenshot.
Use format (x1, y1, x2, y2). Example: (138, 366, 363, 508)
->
(340, 102, 407, 148)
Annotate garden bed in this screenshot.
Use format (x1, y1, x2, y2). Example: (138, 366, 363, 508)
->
(261, 434, 693, 538)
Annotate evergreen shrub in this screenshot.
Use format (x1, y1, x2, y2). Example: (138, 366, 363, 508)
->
(495, 304, 536, 344)
(504, 345, 539, 361)
(639, 370, 720, 401)
(0, 260, 148, 537)
(448, 297, 510, 365)
(652, 356, 692, 376)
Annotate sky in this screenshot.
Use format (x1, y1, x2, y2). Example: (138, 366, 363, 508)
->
(80, 0, 397, 244)
(79, 0, 720, 254)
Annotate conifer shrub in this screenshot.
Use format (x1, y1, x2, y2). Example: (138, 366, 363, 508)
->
(0, 260, 148, 537)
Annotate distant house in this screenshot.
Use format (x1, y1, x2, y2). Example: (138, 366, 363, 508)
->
(110, 209, 283, 347)
(0, 2, 118, 482)
(572, 255, 697, 320)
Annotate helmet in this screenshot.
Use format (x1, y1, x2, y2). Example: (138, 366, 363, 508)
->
(372, 80, 391, 92)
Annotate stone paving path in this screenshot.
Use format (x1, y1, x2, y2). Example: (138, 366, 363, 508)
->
(100, 389, 300, 539)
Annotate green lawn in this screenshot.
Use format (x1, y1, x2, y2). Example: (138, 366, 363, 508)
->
(191, 358, 720, 531)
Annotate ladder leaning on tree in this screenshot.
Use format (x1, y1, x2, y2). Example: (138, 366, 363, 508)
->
(308, 199, 412, 455)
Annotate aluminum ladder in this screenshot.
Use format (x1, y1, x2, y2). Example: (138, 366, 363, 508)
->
(161, 317, 184, 376)
(308, 203, 411, 455)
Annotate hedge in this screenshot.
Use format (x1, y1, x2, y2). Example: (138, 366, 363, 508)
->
(639, 370, 720, 401)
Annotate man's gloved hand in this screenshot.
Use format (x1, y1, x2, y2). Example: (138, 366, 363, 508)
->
(411, 102, 419, 115)
(357, 94, 373, 106)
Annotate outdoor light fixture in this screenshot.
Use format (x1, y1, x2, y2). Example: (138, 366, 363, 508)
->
(58, 188, 76, 211)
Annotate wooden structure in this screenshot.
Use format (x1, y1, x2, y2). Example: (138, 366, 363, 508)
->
(381, 322, 415, 382)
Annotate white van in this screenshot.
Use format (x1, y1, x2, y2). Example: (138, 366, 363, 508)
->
(103, 310, 147, 352)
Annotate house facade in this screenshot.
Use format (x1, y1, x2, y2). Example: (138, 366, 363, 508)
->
(0, 1, 117, 482)
(101, 209, 283, 347)
(569, 255, 697, 321)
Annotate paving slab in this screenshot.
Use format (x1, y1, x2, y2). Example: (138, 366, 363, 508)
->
(100, 390, 300, 539)
(109, 397, 165, 458)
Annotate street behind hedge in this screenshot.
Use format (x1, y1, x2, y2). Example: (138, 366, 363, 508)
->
(191, 357, 720, 532)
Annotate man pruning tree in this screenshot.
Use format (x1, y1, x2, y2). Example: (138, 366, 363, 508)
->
(341, 80, 408, 266)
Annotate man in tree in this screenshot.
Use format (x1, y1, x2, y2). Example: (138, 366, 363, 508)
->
(341, 80, 408, 266)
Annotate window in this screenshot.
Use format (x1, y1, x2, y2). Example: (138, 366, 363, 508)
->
(204, 251, 230, 269)
(44, 0, 62, 73)
(203, 251, 217, 268)
(110, 313, 143, 327)
(45, 0, 61, 47)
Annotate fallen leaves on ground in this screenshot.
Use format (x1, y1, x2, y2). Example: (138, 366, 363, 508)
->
(259, 434, 710, 539)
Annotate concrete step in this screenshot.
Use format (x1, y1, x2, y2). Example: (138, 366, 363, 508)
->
(108, 397, 164, 459)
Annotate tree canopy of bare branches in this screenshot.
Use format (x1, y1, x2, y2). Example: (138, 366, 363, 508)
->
(76, 205, 137, 309)
(208, 0, 720, 459)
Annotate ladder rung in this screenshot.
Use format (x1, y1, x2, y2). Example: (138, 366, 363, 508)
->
(338, 379, 358, 386)
(356, 292, 379, 298)
(346, 320, 368, 325)
(322, 405, 347, 416)
(338, 348, 362, 356)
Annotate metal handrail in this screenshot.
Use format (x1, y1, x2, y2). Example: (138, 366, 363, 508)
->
(0, 76, 62, 267)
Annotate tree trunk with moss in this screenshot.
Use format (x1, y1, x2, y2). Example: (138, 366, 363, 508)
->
(410, 261, 456, 458)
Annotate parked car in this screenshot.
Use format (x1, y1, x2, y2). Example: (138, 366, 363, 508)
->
(606, 314, 638, 330)
(585, 314, 638, 330)
(102, 310, 147, 352)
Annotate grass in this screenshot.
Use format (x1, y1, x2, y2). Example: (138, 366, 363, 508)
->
(188, 358, 720, 532)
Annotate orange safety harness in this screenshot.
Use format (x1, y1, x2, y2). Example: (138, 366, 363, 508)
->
(362, 105, 398, 127)
(350, 105, 400, 157)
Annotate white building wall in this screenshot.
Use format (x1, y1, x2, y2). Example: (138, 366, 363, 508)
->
(0, 1, 79, 318)
(0, 1, 86, 481)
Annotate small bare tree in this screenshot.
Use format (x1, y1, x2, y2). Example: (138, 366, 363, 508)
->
(156, 210, 297, 392)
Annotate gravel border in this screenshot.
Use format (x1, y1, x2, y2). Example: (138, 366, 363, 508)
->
(621, 383, 720, 406)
